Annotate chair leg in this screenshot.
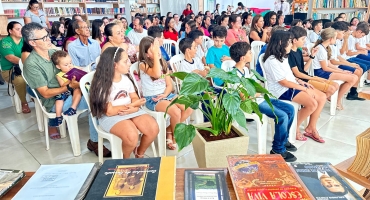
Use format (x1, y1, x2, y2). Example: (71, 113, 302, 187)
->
(110, 135, 123, 159)
(34, 99, 44, 132)
(151, 140, 158, 157)
(257, 115, 268, 154)
(44, 115, 50, 151)
(330, 90, 339, 116)
(14, 91, 22, 114)
(98, 136, 104, 164)
(64, 115, 81, 157)
(157, 116, 167, 157)
(289, 104, 299, 144)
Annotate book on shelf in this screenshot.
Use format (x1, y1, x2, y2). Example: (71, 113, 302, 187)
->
(227, 155, 311, 200)
(313, 11, 366, 21)
(291, 162, 364, 200)
(184, 169, 230, 200)
(348, 127, 370, 178)
(44, 0, 83, 2)
(314, 0, 367, 8)
(12, 163, 100, 200)
(4, 9, 27, 18)
(86, 8, 124, 15)
(45, 7, 86, 17)
(0, 169, 25, 198)
(85, 157, 176, 200)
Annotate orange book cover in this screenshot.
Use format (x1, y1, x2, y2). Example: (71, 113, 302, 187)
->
(227, 155, 311, 200)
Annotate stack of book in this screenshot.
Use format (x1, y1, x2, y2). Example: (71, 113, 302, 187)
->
(313, 11, 366, 21)
(86, 8, 124, 15)
(314, 0, 366, 8)
(0, 169, 25, 198)
(3, 9, 27, 18)
(44, 0, 82, 2)
(45, 7, 86, 16)
(348, 127, 370, 179)
(147, 7, 159, 14)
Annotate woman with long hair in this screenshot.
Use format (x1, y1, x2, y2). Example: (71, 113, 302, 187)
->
(163, 17, 178, 41)
(138, 37, 193, 150)
(217, 14, 229, 28)
(179, 15, 192, 39)
(144, 18, 153, 30)
(63, 19, 78, 51)
(241, 12, 252, 36)
(249, 15, 270, 43)
(185, 20, 197, 38)
(120, 17, 132, 35)
(214, 3, 220, 15)
(201, 16, 211, 37)
(91, 19, 105, 48)
(90, 47, 158, 158)
(350, 17, 359, 31)
(159, 16, 166, 29)
(263, 11, 277, 28)
(182, 3, 193, 17)
(262, 30, 327, 143)
(101, 23, 128, 53)
(225, 14, 248, 46)
(50, 21, 65, 47)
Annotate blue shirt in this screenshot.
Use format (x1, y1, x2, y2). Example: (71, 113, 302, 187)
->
(255, 44, 268, 77)
(206, 44, 230, 86)
(160, 46, 170, 61)
(68, 38, 101, 68)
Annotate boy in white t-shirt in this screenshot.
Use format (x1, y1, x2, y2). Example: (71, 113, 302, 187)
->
(188, 29, 206, 65)
(309, 20, 323, 43)
(178, 38, 209, 77)
(229, 41, 297, 162)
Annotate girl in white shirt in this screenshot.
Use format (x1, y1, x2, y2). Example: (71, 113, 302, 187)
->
(262, 30, 326, 143)
(312, 28, 358, 110)
(90, 47, 159, 158)
(139, 37, 193, 150)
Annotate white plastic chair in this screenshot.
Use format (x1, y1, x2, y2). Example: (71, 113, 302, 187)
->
(79, 71, 157, 163)
(21, 64, 87, 156)
(359, 71, 367, 88)
(306, 43, 315, 76)
(202, 36, 211, 55)
(162, 39, 176, 58)
(222, 62, 269, 154)
(130, 62, 168, 157)
(19, 60, 43, 132)
(250, 41, 266, 71)
(1, 62, 22, 114)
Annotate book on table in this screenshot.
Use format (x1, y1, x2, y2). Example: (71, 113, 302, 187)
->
(184, 169, 230, 200)
(227, 155, 311, 200)
(348, 127, 370, 178)
(85, 157, 176, 200)
(12, 163, 100, 200)
(291, 162, 365, 200)
(0, 169, 25, 198)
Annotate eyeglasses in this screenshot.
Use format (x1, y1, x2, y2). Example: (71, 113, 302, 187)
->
(31, 33, 50, 42)
(32, 6, 39, 9)
(79, 26, 90, 30)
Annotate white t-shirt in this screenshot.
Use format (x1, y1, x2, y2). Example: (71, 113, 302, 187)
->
(174, 22, 182, 32)
(263, 56, 298, 98)
(109, 75, 135, 106)
(127, 29, 148, 46)
(312, 44, 328, 70)
(356, 36, 367, 48)
(309, 31, 320, 43)
(178, 57, 205, 73)
(234, 66, 264, 104)
(196, 44, 205, 60)
(346, 34, 357, 58)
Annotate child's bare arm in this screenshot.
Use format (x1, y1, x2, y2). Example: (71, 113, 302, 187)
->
(56, 75, 69, 87)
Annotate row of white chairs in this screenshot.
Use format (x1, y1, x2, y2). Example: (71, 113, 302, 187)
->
(163, 36, 211, 59)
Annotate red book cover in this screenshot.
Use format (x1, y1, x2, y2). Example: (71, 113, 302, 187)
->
(227, 155, 311, 200)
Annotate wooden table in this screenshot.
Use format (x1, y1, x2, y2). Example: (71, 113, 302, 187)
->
(334, 156, 370, 199)
(3, 169, 237, 200)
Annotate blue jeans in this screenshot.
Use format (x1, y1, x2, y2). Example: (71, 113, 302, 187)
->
(258, 99, 295, 153)
(347, 57, 370, 73)
(27, 86, 98, 142)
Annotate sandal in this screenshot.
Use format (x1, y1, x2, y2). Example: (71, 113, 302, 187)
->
(304, 132, 325, 143)
(133, 146, 144, 158)
(49, 116, 63, 127)
(49, 132, 61, 140)
(336, 105, 344, 110)
(63, 107, 76, 116)
(21, 103, 31, 114)
(166, 139, 177, 150)
(296, 133, 308, 141)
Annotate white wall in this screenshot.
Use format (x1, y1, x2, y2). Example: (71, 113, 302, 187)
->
(160, 0, 198, 16)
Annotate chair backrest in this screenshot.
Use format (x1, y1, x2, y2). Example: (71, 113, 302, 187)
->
(258, 53, 269, 90)
(19, 59, 23, 71)
(169, 54, 185, 92)
(95, 56, 100, 66)
(202, 36, 211, 54)
(250, 41, 266, 71)
(79, 71, 99, 129)
(129, 62, 143, 98)
(162, 39, 176, 58)
(221, 60, 236, 72)
(306, 43, 315, 76)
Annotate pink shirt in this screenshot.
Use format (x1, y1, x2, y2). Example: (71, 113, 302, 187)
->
(201, 27, 210, 37)
(225, 29, 248, 46)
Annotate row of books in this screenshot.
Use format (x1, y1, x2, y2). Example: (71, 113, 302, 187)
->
(45, 7, 86, 16)
(136, 0, 159, 3)
(3, 9, 26, 18)
(86, 8, 125, 15)
(313, 10, 366, 21)
(314, 0, 367, 8)
(1, 0, 124, 2)
(44, 0, 82, 2)
(2, 155, 364, 200)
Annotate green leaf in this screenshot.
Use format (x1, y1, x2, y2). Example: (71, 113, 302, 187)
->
(233, 109, 247, 130)
(240, 78, 256, 97)
(239, 87, 250, 98)
(195, 126, 220, 136)
(206, 67, 229, 80)
(240, 100, 253, 114)
(180, 73, 210, 95)
(250, 79, 271, 94)
(251, 102, 263, 121)
(173, 123, 196, 151)
(170, 71, 188, 80)
(250, 69, 266, 81)
(222, 91, 241, 116)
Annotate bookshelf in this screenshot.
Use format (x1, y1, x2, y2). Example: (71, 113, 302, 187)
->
(131, 0, 160, 17)
(311, 0, 370, 22)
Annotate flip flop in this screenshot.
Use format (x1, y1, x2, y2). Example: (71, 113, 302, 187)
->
(303, 132, 325, 143)
(296, 134, 308, 141)
(49, 132, 61, 140)
(166, 139, 177, 150)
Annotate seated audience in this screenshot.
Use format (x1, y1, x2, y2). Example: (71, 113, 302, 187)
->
(147, 26, 170, 63)
(217, 14, 229, 28)
(230, 41, 297, 162)
(0, 21, 30, 113)
(138, 37, 193, 150)
(50, 21, 65, 47)
(291, 19, 303, 27)
(309, 20, 322, 43)
(174, 14, 182, 32)
(127, 17, 148, 45)
(241, 12, 252, 36)
(263, 11, 277, 29)
(350, 17, 359, 31)
(63, 20, 78, 52)
(68, 20, 101, 68)
(200, 16, 211, 37)
(102, 17, 109, 26)
(225, 14, 248, 46)
(90, 47, 159, 158)
(188, 30, 206, 65)
(262, 30, 326, 143)
(22, 22, 111, 156)
(101, 23, 128, 53)
(144, 18, 153, 30)
(249, 15, 270, 44)
(163, 17, 178, 41)
(277, 14, 285, 27)
(324, 21, 334, 28)
(91, 19, 105, 48)
(120, 17, 132, 36)
(178, 38, 209, 77)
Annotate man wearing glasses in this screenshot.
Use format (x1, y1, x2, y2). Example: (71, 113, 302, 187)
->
(22, 22, 111, 157)
(68, 20, 101, 70)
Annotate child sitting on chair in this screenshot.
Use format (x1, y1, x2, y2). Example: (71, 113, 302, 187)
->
(50, 50, 82, 126)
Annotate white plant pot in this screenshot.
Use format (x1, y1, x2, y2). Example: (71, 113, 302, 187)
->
(192, 122, 249, 168)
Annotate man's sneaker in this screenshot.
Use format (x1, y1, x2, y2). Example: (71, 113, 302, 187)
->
(285, 141, 297, 152)
(346, 93, 365, 101)
(270, 149, 297, 162)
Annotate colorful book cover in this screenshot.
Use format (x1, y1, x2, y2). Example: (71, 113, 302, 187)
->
(184, 169, 230, 200)
(85, 157, 176, 200)
(291, 162, 364, 200)
(227, 155, 311, 200)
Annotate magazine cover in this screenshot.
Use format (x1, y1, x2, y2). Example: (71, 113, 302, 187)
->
(291, 162, 364, 200)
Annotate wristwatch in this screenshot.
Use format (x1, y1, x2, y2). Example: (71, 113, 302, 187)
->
(66, 84, 74, 92)
(309, 55, 315, 59)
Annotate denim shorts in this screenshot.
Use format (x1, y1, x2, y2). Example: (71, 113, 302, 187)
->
(144, 93, 177, 111)
(279, 88, 301, 101)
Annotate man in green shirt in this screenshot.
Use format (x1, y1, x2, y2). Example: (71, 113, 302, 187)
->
(22, 22, 111, 157)
(0, 21, 30, 113)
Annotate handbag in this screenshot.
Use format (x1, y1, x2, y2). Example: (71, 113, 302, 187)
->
(7, 64, 22, 97)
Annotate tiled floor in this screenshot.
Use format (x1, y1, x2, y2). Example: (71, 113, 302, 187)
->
(0, 84, 369, 191)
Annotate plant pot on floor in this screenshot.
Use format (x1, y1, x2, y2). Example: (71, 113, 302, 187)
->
(192, 122, 249, 168)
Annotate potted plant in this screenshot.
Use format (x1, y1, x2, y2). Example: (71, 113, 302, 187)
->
(166, 68, 274, 168)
